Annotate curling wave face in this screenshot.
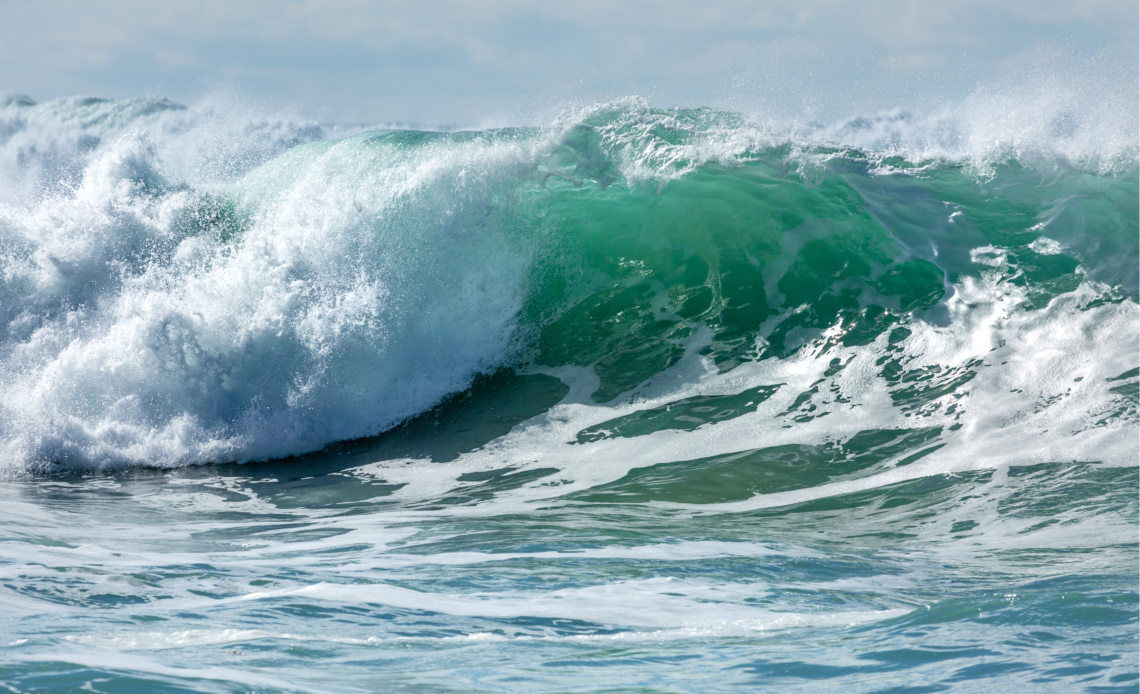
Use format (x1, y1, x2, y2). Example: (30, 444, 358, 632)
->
(0, 94, 1136, 473)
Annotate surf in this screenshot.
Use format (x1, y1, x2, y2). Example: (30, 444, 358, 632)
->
(0, 94, 1135, 474)
(0, 88, 1136, 693)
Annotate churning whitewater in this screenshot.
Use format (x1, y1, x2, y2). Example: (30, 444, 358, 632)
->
(0, 89, 1136, 693)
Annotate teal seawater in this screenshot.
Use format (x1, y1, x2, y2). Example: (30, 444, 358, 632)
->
(0, 95, 1136, 692)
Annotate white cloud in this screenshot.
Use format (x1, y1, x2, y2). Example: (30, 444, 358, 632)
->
(0, 0, 1135, 124)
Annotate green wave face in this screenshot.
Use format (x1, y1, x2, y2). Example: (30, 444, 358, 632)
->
(512, 109, 1138, 407)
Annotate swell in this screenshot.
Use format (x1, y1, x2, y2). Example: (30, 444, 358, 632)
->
(0, 95, 1136, 471)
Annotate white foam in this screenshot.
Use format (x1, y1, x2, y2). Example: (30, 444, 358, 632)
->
(342, 269, 1137, 515)
(1029, 237, 1065, 255)
(16, 652, 318, 692)
(235, 576, 906, 631)
(61, 608, 908, 652)
(67, 628, 271, 650)
(565, 65, 1140, 186)
(0, 121, 537, 470)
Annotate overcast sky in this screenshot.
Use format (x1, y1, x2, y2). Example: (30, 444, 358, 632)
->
(1, 1, 1136, 126)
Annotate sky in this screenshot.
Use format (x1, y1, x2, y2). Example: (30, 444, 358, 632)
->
(0, 0, 1136, 126)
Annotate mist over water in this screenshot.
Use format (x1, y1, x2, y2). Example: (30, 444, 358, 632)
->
(0, 79, 1136, 692)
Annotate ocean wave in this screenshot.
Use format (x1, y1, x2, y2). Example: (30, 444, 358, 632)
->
(0, 93, 1135, 471)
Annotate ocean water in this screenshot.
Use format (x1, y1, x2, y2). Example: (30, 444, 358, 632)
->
(0, 91, 1136, 693)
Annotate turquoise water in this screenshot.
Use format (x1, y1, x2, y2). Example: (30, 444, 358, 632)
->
(0, 94, 1136, 692)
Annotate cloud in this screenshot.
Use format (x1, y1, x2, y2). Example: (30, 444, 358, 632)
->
(0, 0, 1135, 124)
